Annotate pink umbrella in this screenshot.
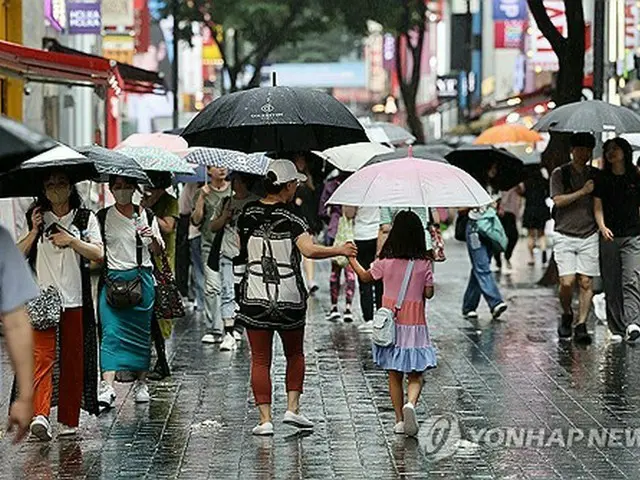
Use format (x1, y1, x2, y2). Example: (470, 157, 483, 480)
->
(117, 133, 188, 153)
(326, 157, 491, 208)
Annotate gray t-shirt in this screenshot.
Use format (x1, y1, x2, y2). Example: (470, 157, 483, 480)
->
(213, 194, 259, 259)
(550, 164, 597, 238)
(0, 226, 39, 314)
(194, 184, 232, 250)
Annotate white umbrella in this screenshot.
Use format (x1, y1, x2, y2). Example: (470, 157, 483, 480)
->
(317, 142, 393, 172)
(326, 158, 492, 208)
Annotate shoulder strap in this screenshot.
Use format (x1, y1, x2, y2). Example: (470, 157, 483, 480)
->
(72, 208, 91, 233)
(395, 260, 415, 311)
(134, 205, 143, 269)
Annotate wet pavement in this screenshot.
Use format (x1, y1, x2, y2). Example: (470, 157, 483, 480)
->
(2, 241, 640, 479)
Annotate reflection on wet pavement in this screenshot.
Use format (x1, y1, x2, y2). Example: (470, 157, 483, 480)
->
(1, 242, 640, 479)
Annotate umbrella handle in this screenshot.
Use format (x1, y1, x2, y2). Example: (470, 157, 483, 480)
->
(272, 71, 277, 87)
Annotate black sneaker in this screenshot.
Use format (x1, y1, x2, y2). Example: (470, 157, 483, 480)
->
(558, 314, 573, 340)
(491, 302, 508, 320)
(343, 310, 354, 323)
(574, 323, 592, 345)
(542, 250, 548, 264)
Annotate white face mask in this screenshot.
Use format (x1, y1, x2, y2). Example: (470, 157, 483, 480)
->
(112, 188, 134, 206)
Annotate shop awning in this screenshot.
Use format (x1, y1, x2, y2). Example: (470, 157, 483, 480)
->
(0, 40, 123, 91)
(43, 38, 166, 95)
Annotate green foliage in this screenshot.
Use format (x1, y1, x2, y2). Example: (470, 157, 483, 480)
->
(269, 26, 363, 64)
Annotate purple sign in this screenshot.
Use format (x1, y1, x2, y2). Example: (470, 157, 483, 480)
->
(44, 0, 66, 31)
(68, 2, 102, 35)
(383, 34, 395, 71)
(493, 0, 528, 21)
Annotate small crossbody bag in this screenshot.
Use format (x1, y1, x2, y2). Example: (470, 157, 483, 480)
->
(372, 260, 415, 347)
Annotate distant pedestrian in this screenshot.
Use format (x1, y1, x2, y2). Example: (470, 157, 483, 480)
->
(521, 167, 551, 266)
(349, 211, 436, 437)
(236, 160, 357, 436)
(594, 137, 640, 343)
(551, 132, 598, 344)
(495, 186, 521, 272)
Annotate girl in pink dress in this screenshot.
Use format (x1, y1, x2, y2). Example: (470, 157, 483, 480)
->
(350, 211, 436, 437)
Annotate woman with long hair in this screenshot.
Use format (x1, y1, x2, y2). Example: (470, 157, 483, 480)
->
(236, 159, 356, 436)
(521, 167, 551, 266)
(594, 137, 640, 342)
(349, 211, 436, 437)
(16, 171, 103, 441)
(97, 176, 164, 408)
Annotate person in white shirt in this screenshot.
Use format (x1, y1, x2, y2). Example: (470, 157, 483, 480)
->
(16, 171, 103, 441)
(96, 176, 164, 409)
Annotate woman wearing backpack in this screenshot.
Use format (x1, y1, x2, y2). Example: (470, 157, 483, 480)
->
(236, 159, 357, 436)
(97, 176, 164, 409)
(16, 171, 103, 441)
(349, 210, 435, 437)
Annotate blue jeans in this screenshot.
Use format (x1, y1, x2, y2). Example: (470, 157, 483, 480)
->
(189, 236, 205, 311)
(463, 221, 504, 314)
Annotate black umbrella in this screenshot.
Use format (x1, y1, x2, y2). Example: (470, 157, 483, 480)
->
(445, 145, 525, 191)
(364, 145, 452, 168)
(77, 145, 150, 184)
(0, 115, 57, 173)
(533, 100, 640, 133)
(181, 86, 368, 152)
(0, 144, 98, 198)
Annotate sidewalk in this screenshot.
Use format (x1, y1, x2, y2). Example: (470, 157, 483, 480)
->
(0, 241, 638, 479)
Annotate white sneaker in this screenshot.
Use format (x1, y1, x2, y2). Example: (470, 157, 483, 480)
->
(402, 403, 419, 437)
(220, 333, 237, 351)
(593, 293, 607, 322)
(134, 381, 150, 403)
(58, 424, 78, 437)
(98, 381, 116, 409)
(201, 334, 216, 344)
(607, 329, 624, 343)
(504, 260, 513, 273)
(393, 422, 405, 434)
(626, 324, 640, 343)
(233, 330, 243, 342)
(492, 302, 508, 320)
(283, 410, 314, 429)
(326, 308, 341, 322)
(358, 321, 373, 333)
(464, 311, 478, 319)
(30, 415, 52, 441)
(252, 422, 274, 436)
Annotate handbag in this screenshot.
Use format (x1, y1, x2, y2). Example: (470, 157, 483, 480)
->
(332, 214, 354, 268)
(372, 260, 415, 347)
(26, 285, 63, 331)
(454, 212, 468, 242)
(429, 225, 446, 262)
(103, 207, 145, 309)
(153, 250, 186, 320)
(475, 207, 508, 252)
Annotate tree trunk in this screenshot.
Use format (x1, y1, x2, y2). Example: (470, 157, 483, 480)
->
(404, 94, 425, 144)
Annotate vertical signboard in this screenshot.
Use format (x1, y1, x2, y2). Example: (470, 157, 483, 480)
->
(67, 2, 102, 35)
(101, 0, 134, 28)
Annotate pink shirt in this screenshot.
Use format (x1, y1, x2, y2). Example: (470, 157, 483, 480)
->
(371, 258, 433, 326)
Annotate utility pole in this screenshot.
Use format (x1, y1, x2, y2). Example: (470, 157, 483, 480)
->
(172, 0, 179, 129)
(592, 0, 605, 100)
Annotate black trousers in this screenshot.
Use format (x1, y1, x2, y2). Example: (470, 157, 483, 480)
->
(151, 314, 170, 377)
(175, 214, 191, 297)
(495, 212, 519, 263)
(356, 239, 383, 321)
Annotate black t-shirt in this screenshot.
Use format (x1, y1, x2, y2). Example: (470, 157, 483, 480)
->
(236, 201, 309, 330)
(594, 170, 640, 237)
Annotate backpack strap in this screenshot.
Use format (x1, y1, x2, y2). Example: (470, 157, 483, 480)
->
(395, 260, 415, 312)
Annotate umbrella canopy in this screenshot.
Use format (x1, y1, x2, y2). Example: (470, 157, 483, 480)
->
(365, 145, 452, 167)
(445, 145, 525, 191)
(0, 115, 57, 173)
(181, 86, 368, 152)
(533, 100, 640, 133)
(0, 144, 97, 197)
(116, 146, 194, 175)
(326, 158, 492, 208)
(364, 121, 416, 145)
(317, 142, 393, 172)
(185, 148, 271, 176)
(118, 132, 188, 152)
(76, 145, 150, 183)
(174, 164, 207, 184)
(474, 124, 542, 145)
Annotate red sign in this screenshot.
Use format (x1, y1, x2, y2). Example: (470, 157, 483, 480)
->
(133, 0, 149, 53)
(626, 0, 639, 50)
(494, 20, 526, 48)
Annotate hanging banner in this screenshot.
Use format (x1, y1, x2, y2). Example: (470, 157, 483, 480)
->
(626, 0, 640, 51)
(493, 0, 528, 21)
(101, 0, 134, 28)
(67, 2, 102, 35)
(495, 20, 526, 48)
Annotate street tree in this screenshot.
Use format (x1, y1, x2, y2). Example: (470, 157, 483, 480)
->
(170, 0, 330, 92)
(329, 0, 429, 143)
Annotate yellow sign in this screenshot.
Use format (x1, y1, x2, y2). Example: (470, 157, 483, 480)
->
(103, 34, 135, 65)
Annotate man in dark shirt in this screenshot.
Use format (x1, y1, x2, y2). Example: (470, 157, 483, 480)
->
(550, 133, 598, 344)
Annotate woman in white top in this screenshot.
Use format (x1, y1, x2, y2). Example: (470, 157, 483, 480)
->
(17, 171, 103, 441)
(97, 176, 164, 409)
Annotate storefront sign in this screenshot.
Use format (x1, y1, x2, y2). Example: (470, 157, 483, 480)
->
(382, 34, 395, 71)
(626, 0, 640, 51)
(44, 0, 66, 31)
(134, 0, 150, 52)
(494, 20, 526, 48)
(436, 75, 459, 98)
(67, 2, 102, 35)
(101, 0, 133, 28)
(493, 0, 528, 20)
(103, 34, 135, 64)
